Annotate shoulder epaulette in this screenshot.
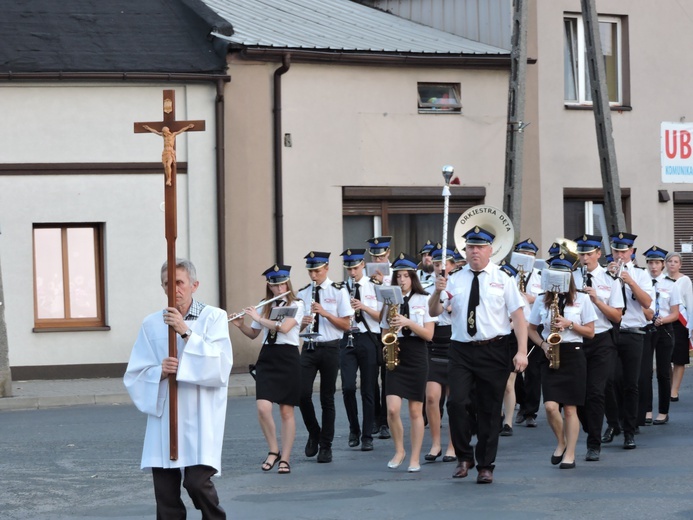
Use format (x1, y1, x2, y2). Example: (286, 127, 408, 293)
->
(332, 281, 345, 290)
(635, 266, 646, 270)
(370, 278, 383, 286)
(666, 276, 676, 282)
(448, 266, 462, 275)
(299, 283, 311, 292)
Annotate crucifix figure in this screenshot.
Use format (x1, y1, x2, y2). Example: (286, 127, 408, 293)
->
(134, 90, 205, 460)
(141, 124, 195, 186)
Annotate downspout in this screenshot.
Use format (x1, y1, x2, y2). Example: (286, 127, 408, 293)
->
(273, 54, 291, 264)
(215, 77, 227, 310)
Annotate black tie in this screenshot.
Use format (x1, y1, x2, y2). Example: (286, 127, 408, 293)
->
(313, 286, 321, 333)
(621, 283, 628, 315)
(585, 273, 593, 287)
(401, 294, 412, 337)
(353, 282, 363, 323)
(467, 271, 481, 337)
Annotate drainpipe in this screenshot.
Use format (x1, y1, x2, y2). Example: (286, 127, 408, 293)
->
(273, 54, 291, 264)
(215, 78, 227, 310)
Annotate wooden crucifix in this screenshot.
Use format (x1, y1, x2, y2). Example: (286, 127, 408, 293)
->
(134, 89, 205, 460)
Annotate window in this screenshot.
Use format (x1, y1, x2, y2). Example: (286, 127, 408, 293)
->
(417, 83, 462, 113)
(563, 189, 631, 260)
(564, 15, 624, 106)
(33, 223, 107, 330)
(343, 186, 484, 256)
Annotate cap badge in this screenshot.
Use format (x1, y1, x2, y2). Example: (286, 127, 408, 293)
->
(399, 253, 405, 260)
(474, 226, 480, 233)
(310, 252, 315, 258)
(347, 249, 352, 255)
(583, 234, 588, 241)
(273, 265, 279, 272)
(618, 233, 624, 239)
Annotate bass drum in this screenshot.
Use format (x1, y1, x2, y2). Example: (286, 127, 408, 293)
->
(453, 205, 515, 264)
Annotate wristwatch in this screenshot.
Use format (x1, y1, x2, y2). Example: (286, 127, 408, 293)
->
(180, 329, 192, 339)
(568, 322, 574, 330)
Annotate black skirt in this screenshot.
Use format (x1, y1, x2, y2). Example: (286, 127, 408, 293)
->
(427, 325, 451, 385)
(386, 336, 429, 402)
(541, 342, 586, 406)
(255, 342, 301, 406)
(671, 320, 691, 366)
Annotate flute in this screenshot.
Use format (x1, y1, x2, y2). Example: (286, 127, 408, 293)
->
(227, 291, 291, 321)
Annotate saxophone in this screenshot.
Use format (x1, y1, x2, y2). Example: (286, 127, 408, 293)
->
(546, 292, 562, 370)
(381, 303, 400, 371)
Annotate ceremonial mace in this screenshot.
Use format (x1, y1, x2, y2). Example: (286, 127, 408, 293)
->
(440, 165, 459, 277)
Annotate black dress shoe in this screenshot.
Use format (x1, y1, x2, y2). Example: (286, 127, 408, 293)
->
(378, 425, 391, 439)
(317, 447, 333, 463)
(476, 468, 493, 484)
(499, 424, 513, 436)
(361, 439, 373, 451)
(442, 455, 457, 463)
(653, 415, 669, 425)
(585, 448, 600, 461)
(348, 432, 360, 447)
(644, 418, 653, 425)
(671, 395, 679, 402)
(559, 461, 576, 469)
(623, 434, 636, 450)
(305, 436, 319, 457)
(601, 426, 621, 443)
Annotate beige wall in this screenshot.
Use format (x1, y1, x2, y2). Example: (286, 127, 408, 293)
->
(225, 58, 509, 366)
(525, 0, 693, 254)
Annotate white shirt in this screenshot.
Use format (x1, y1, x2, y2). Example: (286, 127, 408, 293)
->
(124, 305, 233, 472)
(434, 290, 452, 326)
(298, 277, 354, 342)
(446, 262, 525, 342)
(347, 275, 382, 333)
(619, 263, 657, 329)
(517, 267, 543, 321)
(251, 299, 305, 345)
(380, 291, 436, 337)
(573, 264, 624, 334)
(529, 292, 598, 344)
(651, 273, 682, 319)
(673, 275, 693, 327)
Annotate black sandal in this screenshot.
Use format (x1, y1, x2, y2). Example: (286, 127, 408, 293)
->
(261, 451, 281, 472)
(277, 460, 291, 474)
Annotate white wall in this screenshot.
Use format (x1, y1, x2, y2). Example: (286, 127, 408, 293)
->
(0, 82, 219, 369)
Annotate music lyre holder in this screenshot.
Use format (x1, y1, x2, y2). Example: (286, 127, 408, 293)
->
(366, 262, 390, 278)
(269, 306, 297, 321)
(375, 286, 404, 307)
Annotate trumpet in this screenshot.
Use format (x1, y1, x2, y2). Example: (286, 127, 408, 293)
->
(300, 281, 321, 350)
(227, 291, 291, 322)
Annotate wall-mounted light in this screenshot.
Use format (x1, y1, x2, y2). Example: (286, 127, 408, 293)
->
(658, 189, 670, 203)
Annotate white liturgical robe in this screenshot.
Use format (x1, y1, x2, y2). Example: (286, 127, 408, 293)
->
(124, 305, 233, 472)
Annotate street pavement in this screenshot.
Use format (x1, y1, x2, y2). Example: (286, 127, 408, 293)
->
(1, 371, 693, 519)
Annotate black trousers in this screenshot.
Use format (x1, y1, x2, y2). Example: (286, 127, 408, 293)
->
(577, 330, 616, 449)
(373, 343, 388, 429)
(299, 341, 340, 448)
(514, 337, 541, 419)
(638, 325, 674, 422)
(604, 331, 644, 435)
(447, 337, 511, 470)
(340, 332, 378, 441)
(152, 465, 225, 520)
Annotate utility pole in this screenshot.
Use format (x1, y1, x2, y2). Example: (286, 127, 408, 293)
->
(0, 244, 12, 397)
(503, 0, 529, 242)
(581, 0, 626, 233)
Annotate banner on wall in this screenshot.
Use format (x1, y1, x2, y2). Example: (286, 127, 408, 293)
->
(662, 122, 693, 182)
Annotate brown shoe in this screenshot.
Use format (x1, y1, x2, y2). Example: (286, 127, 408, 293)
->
(476, 468, 493, 484)
(452, 459, 475, 479)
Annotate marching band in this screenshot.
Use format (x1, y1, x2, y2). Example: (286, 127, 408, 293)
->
(232, 208, 692, 483)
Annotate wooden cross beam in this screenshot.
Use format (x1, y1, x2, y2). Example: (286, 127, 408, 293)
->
(134, 89, 205, 461)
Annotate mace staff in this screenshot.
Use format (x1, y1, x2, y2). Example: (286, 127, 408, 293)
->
(134, 89, 205, 460)
(440, 165, 458, 277)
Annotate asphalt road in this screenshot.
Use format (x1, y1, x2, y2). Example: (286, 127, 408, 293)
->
(1, 383, 693, 520)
